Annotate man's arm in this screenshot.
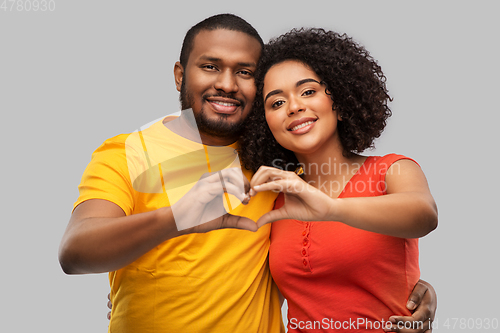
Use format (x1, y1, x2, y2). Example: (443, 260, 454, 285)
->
(59, 169, 255, 274)
(59, 199, 180, 274)
(384, 279, 437, 333)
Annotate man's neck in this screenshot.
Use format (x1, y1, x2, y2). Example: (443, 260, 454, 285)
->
(198, 133, 238, 146)
(162, 112, 237, 147)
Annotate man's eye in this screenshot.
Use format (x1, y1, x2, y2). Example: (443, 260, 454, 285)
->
(238, 70, 253, 76)
(203, 65, 217, 70)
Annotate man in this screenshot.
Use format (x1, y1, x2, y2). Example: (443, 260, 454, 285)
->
(59, 14, 436, 333)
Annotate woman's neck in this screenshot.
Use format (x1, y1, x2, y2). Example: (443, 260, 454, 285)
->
(295, 141, 367, 197)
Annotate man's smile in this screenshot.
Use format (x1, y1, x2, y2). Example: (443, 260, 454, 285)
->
(206, 96, 242, 114)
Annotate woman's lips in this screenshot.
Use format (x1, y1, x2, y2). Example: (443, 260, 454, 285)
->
(287, 117, 318, 134)
(289, 120, 316, 134)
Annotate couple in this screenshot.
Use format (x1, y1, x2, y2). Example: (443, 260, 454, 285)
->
(59, 14, 438, 333)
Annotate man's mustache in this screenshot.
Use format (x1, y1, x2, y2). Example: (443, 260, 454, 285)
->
(203, 93, 244, 107)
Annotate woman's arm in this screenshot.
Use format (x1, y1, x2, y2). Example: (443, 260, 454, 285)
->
(331, 159, 438, 238)
(250, 160, 437, 238)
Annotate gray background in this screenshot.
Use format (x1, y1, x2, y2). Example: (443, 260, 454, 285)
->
(1, 0, 498, 332)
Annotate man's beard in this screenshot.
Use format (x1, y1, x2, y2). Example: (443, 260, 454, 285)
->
(180, 79, 246, 140)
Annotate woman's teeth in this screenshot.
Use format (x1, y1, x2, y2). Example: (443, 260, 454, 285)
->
(290, 120, 314, 131)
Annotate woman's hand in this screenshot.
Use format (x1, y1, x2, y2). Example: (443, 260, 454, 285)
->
(249, 166, 334, 227)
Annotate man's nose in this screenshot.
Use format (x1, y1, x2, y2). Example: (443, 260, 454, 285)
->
(214, 70, 238, 93)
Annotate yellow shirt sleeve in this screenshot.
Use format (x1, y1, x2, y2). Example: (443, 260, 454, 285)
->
(74, 134, 135, 215)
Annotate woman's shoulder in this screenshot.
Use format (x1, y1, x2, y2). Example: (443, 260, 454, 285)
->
(369, 153, 418, 166)
(357, 154, 420, 179)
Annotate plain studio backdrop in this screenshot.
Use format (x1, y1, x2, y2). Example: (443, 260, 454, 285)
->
(1, 1, 498, 332)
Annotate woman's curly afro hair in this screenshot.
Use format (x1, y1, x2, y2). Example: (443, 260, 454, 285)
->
(238, 28, 392, 173)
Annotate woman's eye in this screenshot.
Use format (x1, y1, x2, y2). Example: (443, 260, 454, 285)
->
(271, 100, 285, 108)
(303, 89, 315, 96)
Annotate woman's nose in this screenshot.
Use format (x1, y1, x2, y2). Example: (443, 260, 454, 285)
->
(287, 96, 305, 116)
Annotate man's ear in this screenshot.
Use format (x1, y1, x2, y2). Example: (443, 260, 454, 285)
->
(174, 61, 184, 92)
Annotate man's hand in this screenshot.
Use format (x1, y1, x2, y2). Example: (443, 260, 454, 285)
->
(107, 293, 112, 320)
(384, 279, 437, 332)
(172, 167, 256, 232)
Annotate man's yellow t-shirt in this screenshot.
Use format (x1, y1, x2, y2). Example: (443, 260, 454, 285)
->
(74, 119, 282, 332)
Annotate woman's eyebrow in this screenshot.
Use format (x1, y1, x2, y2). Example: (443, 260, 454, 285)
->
(264, 89, 283, 103)
(296, 78, 320, 87)
(264, 78, 320, 103)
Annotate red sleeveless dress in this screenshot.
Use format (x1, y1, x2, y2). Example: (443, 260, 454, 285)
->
(270, 154, 420, 332)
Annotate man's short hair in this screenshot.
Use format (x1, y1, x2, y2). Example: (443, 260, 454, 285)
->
(179, 13, 264, 67)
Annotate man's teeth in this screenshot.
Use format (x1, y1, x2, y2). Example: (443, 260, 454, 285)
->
(212, 101, 237, 106)
(290, 121, 314, 131)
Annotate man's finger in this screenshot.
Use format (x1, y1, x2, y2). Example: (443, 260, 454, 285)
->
(219, 168, 249, 195)
(407, 280, 429, 311)
(256, 209, 287, 228)
(384, 316, 432, 333)
(228, 167, 251, 194)
(222, 214, 258, 232)
(214, 181, 249, 205)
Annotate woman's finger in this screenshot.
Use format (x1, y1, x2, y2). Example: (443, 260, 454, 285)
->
(253, 178, 311, 196)
(250, 166, 290, 189)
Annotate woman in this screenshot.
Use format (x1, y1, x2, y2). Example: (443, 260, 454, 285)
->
(238, 28, 438, 332)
